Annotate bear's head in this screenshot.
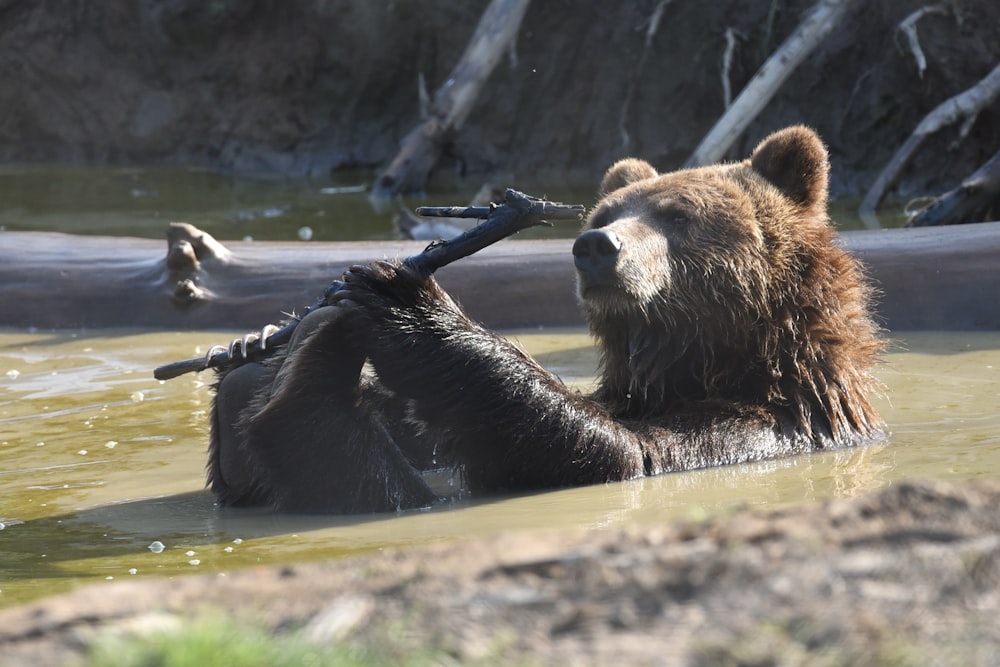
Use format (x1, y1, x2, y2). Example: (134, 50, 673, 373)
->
(575, 126, 883, 440)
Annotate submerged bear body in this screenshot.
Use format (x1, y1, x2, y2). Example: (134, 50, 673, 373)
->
(209, 126, 884, 513)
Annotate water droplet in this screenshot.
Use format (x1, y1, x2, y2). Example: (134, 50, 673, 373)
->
(188, 559, 201, 566)
(223, 546, 233, 553)
(5, 369, 19, 378)
(185, 550, 196, 557)
(77, 449, 88, 456)
(148, 541, 165, 553)
(128, 568, 138, 575)
(232, 538, 243, 545)
(297, 226, 314, 241)
(130, 391, 144, 403)
(104, 441, 117, 449)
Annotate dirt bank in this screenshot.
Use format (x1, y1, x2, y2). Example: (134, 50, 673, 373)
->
(2, 479, 999, 665)
(1, 0, 998, 201)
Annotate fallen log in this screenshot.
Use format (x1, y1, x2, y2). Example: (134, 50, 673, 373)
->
(906, 148, 1000, 227)
(1, 221, 999, 332)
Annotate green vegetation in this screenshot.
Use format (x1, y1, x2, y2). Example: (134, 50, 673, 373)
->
(86, 615, 440, 667)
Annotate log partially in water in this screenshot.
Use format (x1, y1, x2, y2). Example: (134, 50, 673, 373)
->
(2, 221, 999, 332)
(906, 148, 1000, 227)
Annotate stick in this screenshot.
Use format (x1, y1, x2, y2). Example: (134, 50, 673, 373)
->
(896, 4, 948, 80)
(153, 189, 583, 381)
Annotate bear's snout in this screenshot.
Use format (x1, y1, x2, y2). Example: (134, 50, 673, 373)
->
(573, 229, 622, 290)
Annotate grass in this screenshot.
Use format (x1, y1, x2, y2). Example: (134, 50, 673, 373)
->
(85, 614, 446, 667)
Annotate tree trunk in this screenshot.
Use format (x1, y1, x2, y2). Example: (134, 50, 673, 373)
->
(370, 0, 531, 200)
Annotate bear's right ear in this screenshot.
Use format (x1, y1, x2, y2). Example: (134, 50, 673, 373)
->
(599, 158, 658, 196)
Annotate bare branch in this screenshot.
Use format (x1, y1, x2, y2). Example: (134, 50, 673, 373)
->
(685, 0, 855, 168)
(371, 0, 532, 200)
(619, 0, 674, 151)
(721, 27, 740, 109)
(896, 4, 948, 79)
(859, 60, 1000, 228)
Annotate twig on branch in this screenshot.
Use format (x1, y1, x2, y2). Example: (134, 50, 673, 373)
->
(152, 190, 584, 381)
(370, 0, 532, 200)
(858, 60, 1000, 229)
(618, 0, 673, 151)
(685, 0, 854, 168)
(895, 4, 948, 80)
(721, 27, 741, 109)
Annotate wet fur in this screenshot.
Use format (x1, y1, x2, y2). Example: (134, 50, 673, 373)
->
(208, 126, 885, 512)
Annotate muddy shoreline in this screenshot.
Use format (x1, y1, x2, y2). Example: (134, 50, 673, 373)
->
(2, 478, 998, 665)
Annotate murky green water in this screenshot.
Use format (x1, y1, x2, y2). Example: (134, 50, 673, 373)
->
(0, 165, 960, 607)
(0, 165, 593, 242)
(1, 327, 998, 608)
(0, 165, 892, 243)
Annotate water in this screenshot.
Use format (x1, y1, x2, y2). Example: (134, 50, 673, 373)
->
(0, 164, 890, 243)
(0, 166, 964, 606)
(0, 165, 593, 242)
(1, 327, 998, 608)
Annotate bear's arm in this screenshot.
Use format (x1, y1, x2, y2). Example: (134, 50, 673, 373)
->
(632, 403, 822, 475)
(339, 262, 824, 492)
(338, 262, 648, 492)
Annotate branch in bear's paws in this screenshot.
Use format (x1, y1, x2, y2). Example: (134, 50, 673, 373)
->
(152, 190, 584, 381)
(407, 189, 586, 279)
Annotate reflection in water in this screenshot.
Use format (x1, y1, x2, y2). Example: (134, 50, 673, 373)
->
(0, 165, 592, 242)
(0, 165, 884, 246)
(0, 328, 998, 607)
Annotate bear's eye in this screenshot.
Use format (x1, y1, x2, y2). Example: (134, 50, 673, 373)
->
(655, 202, 691, 226)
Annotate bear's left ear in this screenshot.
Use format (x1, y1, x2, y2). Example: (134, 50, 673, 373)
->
(750, 126, 829, 211)
(599, 158, 658, 196)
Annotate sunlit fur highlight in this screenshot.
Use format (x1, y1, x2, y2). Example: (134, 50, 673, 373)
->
(581, 127, 884, 443)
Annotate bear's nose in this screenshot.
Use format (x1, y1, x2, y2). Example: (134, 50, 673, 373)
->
(573, 229, 622, 279)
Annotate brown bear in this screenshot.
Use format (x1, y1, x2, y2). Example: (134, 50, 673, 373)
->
(208, 125, 885, 513)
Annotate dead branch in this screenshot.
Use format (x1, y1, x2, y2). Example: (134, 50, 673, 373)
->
(721, 27, 740, 109)
(370, 0, 531, 200)
(858, 60, 1000, 228)
(896, 4, 948, 79)
(685, 0, 854, 167)
(618, 0, 674, 151)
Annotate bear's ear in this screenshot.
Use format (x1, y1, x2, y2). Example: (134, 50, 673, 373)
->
(599, 158, 658, 196)
(750, 126, 829, 211)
